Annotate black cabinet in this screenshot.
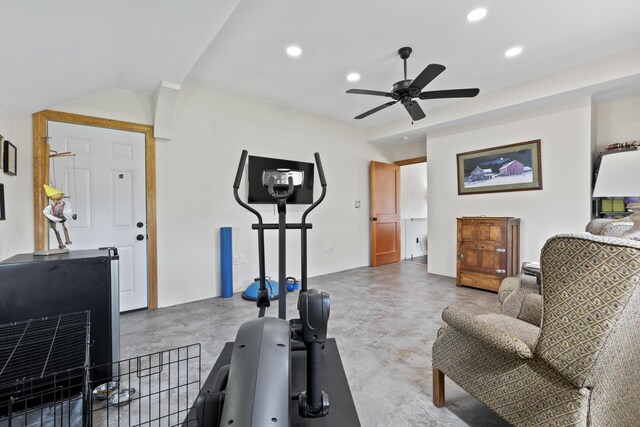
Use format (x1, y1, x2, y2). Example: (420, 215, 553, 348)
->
(0, 249, 120, 375)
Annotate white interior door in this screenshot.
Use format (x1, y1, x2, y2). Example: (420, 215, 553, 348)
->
(48, 121, 148, 312)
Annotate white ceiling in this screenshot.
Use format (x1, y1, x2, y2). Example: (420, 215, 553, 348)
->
(2, 0, 640, 129)
(0, 0, 240, 116)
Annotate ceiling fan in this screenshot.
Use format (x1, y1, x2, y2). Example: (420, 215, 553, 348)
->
(346, 47, 480, 121)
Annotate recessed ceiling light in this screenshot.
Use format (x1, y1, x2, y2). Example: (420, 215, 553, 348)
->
(347, 72, 360, 82)
(467, 8, 487, 22)
(505, 46, 523, 58)
(286, 45, 302, 57)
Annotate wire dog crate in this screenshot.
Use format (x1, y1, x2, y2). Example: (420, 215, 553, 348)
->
(0, 311, 90, 426)
(89, 344, 201, 426)
(0, 312, 201, 426)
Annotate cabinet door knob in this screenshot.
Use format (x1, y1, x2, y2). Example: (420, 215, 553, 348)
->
(136, 234, 145, 241)
(475, 244, 484, 250)
(496, 269, 506, 274)
(458, 253, 464, 259)
(370, 217, 378, 221)
(496, 248, 506, 253)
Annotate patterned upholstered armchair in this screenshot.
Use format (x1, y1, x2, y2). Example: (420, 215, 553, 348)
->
(585, 217, 633, 237)
(498, 273, 541, 326)
(432, 233, 640, 426)
(499, 218, 637, 322)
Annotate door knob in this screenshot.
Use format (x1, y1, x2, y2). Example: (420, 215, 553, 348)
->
(137, 222, 144, 228)
(136, 234, 145, 241)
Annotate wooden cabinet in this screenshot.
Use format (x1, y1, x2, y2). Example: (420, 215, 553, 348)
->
(456, 217, 520, 292)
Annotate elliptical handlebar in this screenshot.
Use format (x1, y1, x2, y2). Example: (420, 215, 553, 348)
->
(234, 149, 264, 224)
(314, 153, 327, 188)
(267, 176, 295, 200)
(234, 150, 248, 190)
(302, 152, 327, 224)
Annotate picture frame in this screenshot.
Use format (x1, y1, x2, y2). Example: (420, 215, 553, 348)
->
(456, 139, 542, 195)
(0, 183, 5, 220)
(3, 140, 16, 176)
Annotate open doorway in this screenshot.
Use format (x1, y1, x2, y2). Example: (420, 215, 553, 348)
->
(397, 157, 427, 265)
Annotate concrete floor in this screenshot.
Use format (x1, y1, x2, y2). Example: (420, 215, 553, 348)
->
(121, 262, 509, 427)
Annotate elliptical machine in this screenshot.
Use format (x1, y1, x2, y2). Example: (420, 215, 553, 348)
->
(196, 150, 330, 426)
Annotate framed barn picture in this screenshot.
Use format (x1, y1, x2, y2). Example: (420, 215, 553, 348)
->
(456, 139, 542, 195)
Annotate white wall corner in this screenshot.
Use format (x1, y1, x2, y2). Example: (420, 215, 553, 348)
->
(153, 81, 181, 140)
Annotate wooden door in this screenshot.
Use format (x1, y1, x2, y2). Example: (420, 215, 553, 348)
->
(48, 121, 148, 312)
(370, 161, 401, 266)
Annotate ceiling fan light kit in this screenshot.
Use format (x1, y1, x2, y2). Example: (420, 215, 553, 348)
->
(346, 47, 480, 121)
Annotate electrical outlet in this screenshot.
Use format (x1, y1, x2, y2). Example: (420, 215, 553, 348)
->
(233, 255, 239, 265)
(354, 200, 361, 208)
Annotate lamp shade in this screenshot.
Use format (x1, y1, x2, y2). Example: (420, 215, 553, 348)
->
(593, 150, 640, 197)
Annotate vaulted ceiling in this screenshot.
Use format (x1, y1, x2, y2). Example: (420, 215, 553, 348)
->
(2, 0, 640, 129)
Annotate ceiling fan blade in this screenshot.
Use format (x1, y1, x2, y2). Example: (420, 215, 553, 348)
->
(404, 102, 426, 121)
(354, 101, 398, 119)
(409, 64, 446, 91)
(346, 89, 393, 97)
(419, 88, 480, 100)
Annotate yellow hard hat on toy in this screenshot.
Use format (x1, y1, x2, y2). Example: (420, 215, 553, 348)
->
(43, 184, 64, 198)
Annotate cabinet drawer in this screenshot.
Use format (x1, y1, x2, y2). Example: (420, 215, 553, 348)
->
(459, 271, 502, 292)
(460, 224, 506, 245)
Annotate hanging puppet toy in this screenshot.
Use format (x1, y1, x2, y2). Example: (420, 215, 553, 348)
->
(43, 184, 77, 249)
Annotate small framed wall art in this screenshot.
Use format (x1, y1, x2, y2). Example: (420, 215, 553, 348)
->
(3, 139, 16, 176)
(0, 183, 5, 220)
(456, 139, 542, 195)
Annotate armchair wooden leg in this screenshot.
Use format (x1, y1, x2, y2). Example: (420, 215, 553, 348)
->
(433, 368, 445, 408)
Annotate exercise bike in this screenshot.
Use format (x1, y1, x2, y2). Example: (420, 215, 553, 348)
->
(196, 150, 331, 426)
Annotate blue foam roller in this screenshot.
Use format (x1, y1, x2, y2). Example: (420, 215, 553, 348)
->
(220, 227, 233, 298)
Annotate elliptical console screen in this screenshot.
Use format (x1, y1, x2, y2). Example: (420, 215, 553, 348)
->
(248, 155, 314, 204)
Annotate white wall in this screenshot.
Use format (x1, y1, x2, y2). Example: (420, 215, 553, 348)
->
(400, 162, 427, 259)
(50, 83, 390, 307)
(0, 105, 33, 261)
(427, 101, 593, 278)
(384, 139, 426, 162)
(53, 89, 155, 125)
(596, 95, 640, 152)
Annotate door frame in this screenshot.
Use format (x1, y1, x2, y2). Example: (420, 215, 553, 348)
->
(33, 110, 158, 310)
(395, 156, 427, 261)
(394, 156, 426, 166)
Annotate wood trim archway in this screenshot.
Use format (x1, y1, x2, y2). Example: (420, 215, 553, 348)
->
(33, 110, 158, 310)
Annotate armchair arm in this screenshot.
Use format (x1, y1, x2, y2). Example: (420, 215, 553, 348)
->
(442, 306, 534, 359)
(517, 294, 543, 326)
(498, 276, 520, 304)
